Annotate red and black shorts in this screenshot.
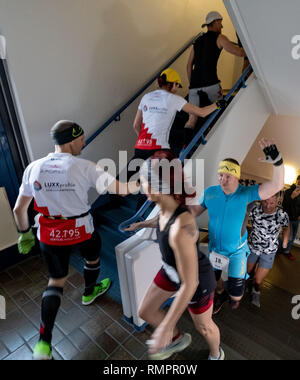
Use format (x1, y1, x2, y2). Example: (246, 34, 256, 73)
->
(154, 267, 214, 315)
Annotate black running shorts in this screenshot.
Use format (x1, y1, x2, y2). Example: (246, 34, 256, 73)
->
(39, 231, 101, 279)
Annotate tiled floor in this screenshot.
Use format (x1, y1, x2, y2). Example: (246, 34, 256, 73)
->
(0, 249, 300, 360)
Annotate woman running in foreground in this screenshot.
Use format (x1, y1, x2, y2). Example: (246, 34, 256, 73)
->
(128, 150, 224, 360)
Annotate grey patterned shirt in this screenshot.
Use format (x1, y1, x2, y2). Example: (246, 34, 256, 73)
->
(249, 204, 289, 255)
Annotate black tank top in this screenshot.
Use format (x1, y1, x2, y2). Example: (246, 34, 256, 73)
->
(190, 31, 222, 88)
(156, 206, 216, 294)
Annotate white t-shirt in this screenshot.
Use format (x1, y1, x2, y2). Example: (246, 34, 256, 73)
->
(135, 90, 187, 150)
(20, 152, 115, 245)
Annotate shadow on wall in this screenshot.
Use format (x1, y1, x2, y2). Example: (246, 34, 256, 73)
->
(81, 1, 190, 164)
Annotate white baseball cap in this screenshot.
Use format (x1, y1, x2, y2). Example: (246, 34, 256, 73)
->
(202, 11, 223, 28)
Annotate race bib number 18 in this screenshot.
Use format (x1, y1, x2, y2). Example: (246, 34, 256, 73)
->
(209, 251, 229, 272)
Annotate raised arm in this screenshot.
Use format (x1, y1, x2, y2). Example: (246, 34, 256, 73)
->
(217, 34, 246, 57)
(257, 139, 285, 200)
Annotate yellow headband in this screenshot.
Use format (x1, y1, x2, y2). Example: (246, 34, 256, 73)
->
(218, 161, 241, 179)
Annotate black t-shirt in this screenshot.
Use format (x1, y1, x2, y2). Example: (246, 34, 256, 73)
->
(190, 31, 222, 88)
(156, 206, 216, 296)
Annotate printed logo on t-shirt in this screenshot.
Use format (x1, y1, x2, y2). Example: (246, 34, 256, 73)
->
(34, 181, 42, 191)
(43, 182, 76, 192)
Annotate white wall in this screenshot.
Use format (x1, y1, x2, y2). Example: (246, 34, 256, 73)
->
(242, 115, 300, 181)
(0, 0, 243, 165)
(224, 0, 300, 116)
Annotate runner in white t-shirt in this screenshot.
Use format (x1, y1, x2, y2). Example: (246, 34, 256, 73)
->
(13, 120, 135, 360)
(121, 68, 226, 210)
(124, 68, 226, 181)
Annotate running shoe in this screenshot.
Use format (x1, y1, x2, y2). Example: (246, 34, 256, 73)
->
(147, 333, 192, 360)
(33, 340, 52, 360)
(82, 278, 111, 305)
(212, 291, 230, 315)
(208, 347, 225, 360)
(251, 290, 261, 308)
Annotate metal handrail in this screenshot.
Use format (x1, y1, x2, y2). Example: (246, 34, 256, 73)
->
(85, 33, 202, 147)
(118, 65, 253, 235)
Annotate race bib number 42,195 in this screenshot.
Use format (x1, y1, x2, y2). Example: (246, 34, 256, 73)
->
(39, 216, 91, 246)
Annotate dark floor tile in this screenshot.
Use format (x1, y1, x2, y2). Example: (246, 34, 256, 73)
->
(21, 258, 48, 276)
(22, 300, 41, 327)
(25, 278, 49, 300)
(133, 329, 152, 345)
(4, 344, 32, 360)
(0, 341, 9, 359)
(115, 317, 135, 333)
(108, 346, 135, 360)
(7, 267, 26, 280)
(68, 329, 92, 351)
(55, 306, 89, 335)
(26, 270, 48, 283)
(99, 298, 124, 320)
(0, 330, 24, 352)
(60, 296, 76, 313)
(52, 347, 64, 360)
(52, 327, 66, 346)
(68, 273, 84, 288)
(17, 319, 39, 342)
(73, 342, 107, 360)
(106, 322, 131, 344)
(94, 331, 118, 355)
(2, 276, 33, 296)
(0, 272, 13, 285)
(78, 302, 99, 317)
(122, 336, 147, 359)
(80, 309, 114, 340)
(2, 294, 17, 314)
(54, 337, 79, 360)
(13, 291, 31, 307)
(62, 282, 77, 296)
(0, 309, 27, 333)
(64, 287, 82, 303)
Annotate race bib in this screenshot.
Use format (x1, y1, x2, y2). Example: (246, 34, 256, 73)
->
(209, 251, 229, 272)
(39, 216, 91, 246)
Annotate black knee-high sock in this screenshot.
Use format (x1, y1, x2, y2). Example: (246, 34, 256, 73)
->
(83, 261, 100, 296)
(40, 286, 63, 344)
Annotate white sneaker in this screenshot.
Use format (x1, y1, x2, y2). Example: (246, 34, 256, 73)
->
(208, 347, 225, 360)
(147, 333, 192, 360)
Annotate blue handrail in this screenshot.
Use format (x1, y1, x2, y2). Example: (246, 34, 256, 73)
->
(118, 64, 253, 235)
(85, 33, 202, 147)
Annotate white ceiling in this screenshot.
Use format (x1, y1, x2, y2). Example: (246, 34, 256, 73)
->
(224, 0, 300, 117)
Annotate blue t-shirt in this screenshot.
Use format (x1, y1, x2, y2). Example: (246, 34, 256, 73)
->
(199, 184, 261, 255)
